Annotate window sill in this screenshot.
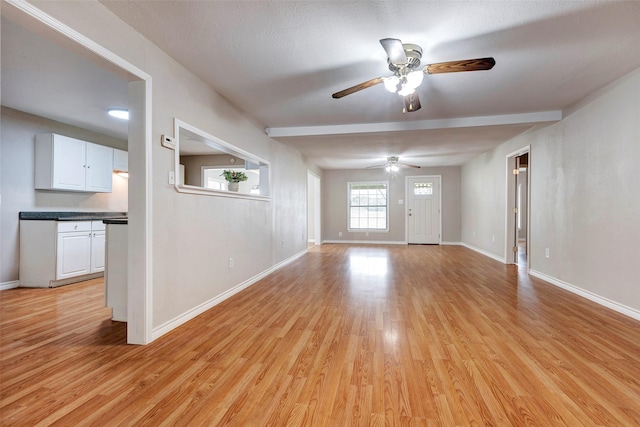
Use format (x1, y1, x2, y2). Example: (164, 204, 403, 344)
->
(347, 229, 389, 233)
(175, 184, 271, 202)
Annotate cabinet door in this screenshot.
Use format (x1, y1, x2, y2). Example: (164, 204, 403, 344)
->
(86, 143, 114, 192)
(113, 149, 128, 172)
(56, 232, 91, 279)
(52, 135, 86, 191)
(91, 231, 106, 273)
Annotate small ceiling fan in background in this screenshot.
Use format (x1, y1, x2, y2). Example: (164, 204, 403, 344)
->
(367, 156, 420, 172)
(332, 38, 496, 112)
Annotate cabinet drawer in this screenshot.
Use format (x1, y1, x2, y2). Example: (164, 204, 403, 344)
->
(57, 221, 91, 233)
(91, 221, 106, 232)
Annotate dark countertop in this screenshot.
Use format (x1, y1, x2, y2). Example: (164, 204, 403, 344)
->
(19, 211, 128, 221)
(103, 219, 128, 225)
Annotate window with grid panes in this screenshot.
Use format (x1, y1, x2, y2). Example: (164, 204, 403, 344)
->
(348, 182, 388, 231)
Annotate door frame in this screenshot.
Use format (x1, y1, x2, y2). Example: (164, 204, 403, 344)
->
(307, 171, 322, 246)
(505, 146, 530, 269)
(405, 175, 442, 244)
(7, 0, 154, 344)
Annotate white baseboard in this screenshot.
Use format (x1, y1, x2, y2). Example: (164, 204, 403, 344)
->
(441, 241, 462, 246)
(322, 240, 407, 245)
(529, 269, 640, 322)
(0, 280, 20, 291)
(461, 242, 506, 264)
(152, 249, 308, 340)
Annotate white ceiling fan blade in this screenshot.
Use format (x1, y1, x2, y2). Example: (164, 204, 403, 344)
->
(380, 38, 407, 66)
(399, 163, 421, 169)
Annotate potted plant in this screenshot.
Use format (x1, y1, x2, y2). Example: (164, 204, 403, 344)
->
(220, 170, 248, 192)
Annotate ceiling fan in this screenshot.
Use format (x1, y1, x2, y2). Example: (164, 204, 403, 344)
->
(332, 38, 496, 112)
(367, 156, 420, 172)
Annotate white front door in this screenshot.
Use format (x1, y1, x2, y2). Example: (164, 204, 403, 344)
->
(407, 176, 441, 244)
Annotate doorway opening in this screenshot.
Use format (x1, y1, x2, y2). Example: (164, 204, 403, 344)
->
(5, 1, 152, 344)
(505, 147, 530, 269)
(307, 172, 321, 248)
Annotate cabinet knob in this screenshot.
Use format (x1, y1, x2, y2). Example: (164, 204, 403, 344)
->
(74, 225, 78, 230)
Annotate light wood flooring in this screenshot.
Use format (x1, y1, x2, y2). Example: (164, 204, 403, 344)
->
(2, 244, 639, 425)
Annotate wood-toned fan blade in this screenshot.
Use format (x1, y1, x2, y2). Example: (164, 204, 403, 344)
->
(400, 163, 421, 169)
(332, 77, 384, 99)
(380, 38, 408, 65)
(365, 165, 385, 169)
(424, 57, 496, 74)
(404, 92, 421, 113)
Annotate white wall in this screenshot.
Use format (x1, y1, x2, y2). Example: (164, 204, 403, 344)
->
(462, 66, 640, 315)
(0, 107, 128, 283)
(322, 167, 462, 243)
(23, 1, 312, 332)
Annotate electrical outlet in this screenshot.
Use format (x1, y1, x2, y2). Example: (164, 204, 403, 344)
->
(281, 240, 285, 247)
(338, 232, 342, 237)
(229, 258, 234, 268)
(492, 234, 495, 243)
(365, 232, 369, 237)
(545, 248, 550, 258)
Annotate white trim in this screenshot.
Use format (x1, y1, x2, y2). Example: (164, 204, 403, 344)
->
(175, 184, 271, 201)
(347, 181, 390, 232)
(529, 270, 640, 321)
(5, 0, 154, 345)
(152, 249, 308, 340)
(461, 243, 507, 263)
(4, 0, 150, 81)
(323, 240, 407, 245)
(505, 145, 530, 269)
(441, 241, 462, 246)
(307, 171, 322, 247)
(266, 111, 562, 137)
(0, 281, 20, 291)
(173, 118, 272, 198)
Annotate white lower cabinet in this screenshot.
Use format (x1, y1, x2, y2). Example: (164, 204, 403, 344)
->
(91, 229, 106, 272)
(20, 220, 106, 287)
(56, 230, 92, 279)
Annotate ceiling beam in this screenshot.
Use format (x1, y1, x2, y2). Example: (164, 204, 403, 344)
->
(265, 111, 562, 137)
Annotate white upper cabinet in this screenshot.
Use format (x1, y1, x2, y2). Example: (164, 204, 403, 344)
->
(86, 143, 114, 192)
(113, 148, 128, 172)
(35, 133, 114, 192)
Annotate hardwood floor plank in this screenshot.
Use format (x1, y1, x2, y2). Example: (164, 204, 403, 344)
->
(2, 244, 640, 425)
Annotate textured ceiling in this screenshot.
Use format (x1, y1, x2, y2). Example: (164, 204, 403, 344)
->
(1, 17, 129, 140)
(3, 1, 640, 169)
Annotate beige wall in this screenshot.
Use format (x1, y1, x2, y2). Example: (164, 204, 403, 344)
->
(322, 167, 462, 243)
(0, 107, 128, 283)
(23, 0, 312, 330)
(462, 66, 640, 314)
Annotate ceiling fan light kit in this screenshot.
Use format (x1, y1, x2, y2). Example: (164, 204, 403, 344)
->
(332, 38, 495, 113)
(368, 156, 421, 175)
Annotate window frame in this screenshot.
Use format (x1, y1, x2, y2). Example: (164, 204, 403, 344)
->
(347, 181, 390, 232)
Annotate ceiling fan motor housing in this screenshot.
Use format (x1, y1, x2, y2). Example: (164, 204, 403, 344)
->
(388, 44, 423, 72)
